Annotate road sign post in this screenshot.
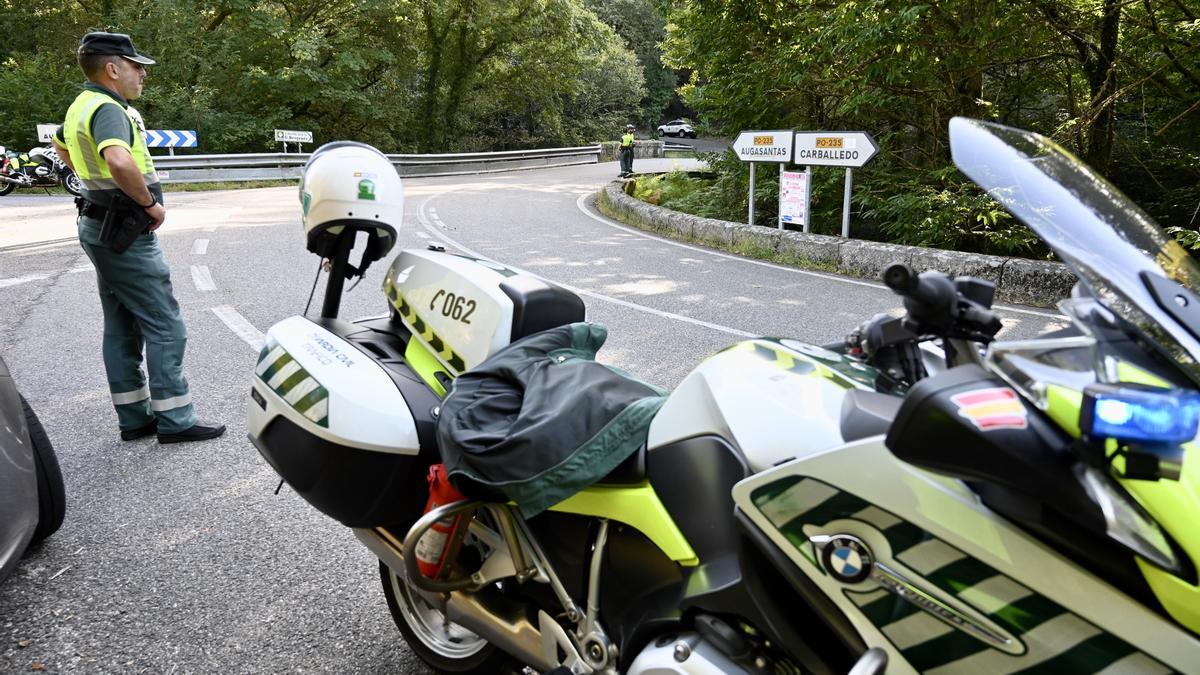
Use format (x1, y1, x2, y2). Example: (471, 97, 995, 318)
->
(275, 129, 313, 153)
(731, 130, 793, 227)
(792, 131, 879, 237)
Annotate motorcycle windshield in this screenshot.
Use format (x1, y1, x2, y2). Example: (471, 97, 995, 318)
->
(950, 117, 1200, 386)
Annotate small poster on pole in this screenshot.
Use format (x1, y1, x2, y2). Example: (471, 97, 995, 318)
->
(779, 170, 808, 229)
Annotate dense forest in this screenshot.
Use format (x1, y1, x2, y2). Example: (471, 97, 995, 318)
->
(0, 0, 675, 153)
(662, 0, 1200, 253)
(1, 1, 1196, 254)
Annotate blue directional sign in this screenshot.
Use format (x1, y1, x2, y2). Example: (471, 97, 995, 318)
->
(145, 130, 198, 148)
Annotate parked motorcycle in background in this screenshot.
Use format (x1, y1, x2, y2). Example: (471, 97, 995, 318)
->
(0, 145, 81, 197)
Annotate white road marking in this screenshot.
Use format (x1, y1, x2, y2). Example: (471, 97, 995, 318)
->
(415, 232, 430, 239)
(211, 305, 265, 351)
(0, 273, 49, 288)
(191, 239, 209, 255)
(190, 264, 216, 291)
(68, 265, 92, 274)
(203, 225, 218, 233)
(416, 192, 755, 338)
(573, 193, 1061, 320)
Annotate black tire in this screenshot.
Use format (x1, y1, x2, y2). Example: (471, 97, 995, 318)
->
(60, 171, 82, 197)
(21, 394, 65, 543)
(0, 181, 14, 196)
(379, 561, 510, 674)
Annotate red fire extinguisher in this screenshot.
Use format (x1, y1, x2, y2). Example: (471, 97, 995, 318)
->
(415, 464, 470, 580)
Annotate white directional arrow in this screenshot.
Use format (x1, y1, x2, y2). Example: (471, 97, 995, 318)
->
(730, 130, 793, 164)
(792, 131, 879, 168)
(179, 130, 197, 147)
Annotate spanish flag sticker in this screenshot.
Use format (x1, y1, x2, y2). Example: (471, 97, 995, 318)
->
(951, 387, 1027, 431)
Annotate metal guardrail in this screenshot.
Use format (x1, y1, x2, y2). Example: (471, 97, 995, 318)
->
(151, 145, 603, 184)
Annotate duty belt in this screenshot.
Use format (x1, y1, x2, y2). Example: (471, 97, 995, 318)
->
(74, 196, 109, 220)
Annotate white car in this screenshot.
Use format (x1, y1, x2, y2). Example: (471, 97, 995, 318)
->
(656, 119, 696, 138)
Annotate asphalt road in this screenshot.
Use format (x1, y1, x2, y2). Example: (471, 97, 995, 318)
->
(0, 158, 1065, 673)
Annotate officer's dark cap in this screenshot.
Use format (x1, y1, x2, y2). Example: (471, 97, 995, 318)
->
(78, 32, 155, 65)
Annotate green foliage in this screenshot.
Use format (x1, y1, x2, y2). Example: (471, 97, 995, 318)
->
(0, 0, 645, 153)
(583, 0, 675, 128)
(662, 0, 1200, 256)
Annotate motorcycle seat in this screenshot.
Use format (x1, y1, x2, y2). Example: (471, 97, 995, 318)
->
(596, 443, 647, 486)
(500, 275, 586, 342)
(839, 389, 903, 442)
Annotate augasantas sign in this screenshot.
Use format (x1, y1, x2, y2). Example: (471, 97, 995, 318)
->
(731, 130, 794, 163)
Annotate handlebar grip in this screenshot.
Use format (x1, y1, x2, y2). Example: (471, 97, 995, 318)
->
(883, 263, 917, 294)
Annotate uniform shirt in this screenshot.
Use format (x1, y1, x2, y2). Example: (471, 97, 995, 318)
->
(621, 132, 635, 147)
(54, 83, 163, 208)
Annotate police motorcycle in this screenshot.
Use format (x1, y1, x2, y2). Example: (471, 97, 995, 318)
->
(247, 121, 1200, 674)
(0, 144, 82, 197)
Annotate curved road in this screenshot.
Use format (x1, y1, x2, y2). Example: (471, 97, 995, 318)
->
(0, 159, 1063, 672)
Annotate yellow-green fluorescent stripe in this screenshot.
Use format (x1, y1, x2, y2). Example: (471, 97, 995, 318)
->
(404, 338, 449, 398)
(549, 482, 698, 566)
(1045, 373, 1200, 633)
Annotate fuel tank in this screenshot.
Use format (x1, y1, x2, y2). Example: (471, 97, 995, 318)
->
(647, 338, 882, 471)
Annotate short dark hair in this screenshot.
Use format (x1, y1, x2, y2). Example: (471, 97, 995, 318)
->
(79, 53, 120, 79)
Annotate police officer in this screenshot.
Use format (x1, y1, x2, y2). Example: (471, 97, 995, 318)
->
(52, 32, 224, 444)
(619, 124, 635, 178)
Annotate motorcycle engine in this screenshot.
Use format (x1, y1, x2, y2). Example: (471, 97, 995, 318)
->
(626, 633, 751, 674)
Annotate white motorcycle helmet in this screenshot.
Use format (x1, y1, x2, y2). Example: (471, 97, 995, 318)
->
(300, 141, 400, 270)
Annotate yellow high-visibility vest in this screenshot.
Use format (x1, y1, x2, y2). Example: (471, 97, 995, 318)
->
(62, 89, 157, 193)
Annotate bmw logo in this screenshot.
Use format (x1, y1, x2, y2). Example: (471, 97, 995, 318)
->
(821, 535, 873, 584)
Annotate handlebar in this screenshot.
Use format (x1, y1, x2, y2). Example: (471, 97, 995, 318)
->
(882, 262, 1001, 339)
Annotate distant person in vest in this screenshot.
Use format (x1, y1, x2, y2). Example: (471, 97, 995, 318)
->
(619, 124, 635, 178)
(52, 32, 225, 444)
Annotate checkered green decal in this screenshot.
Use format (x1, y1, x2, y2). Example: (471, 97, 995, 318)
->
(750, 477, 1172, 674)
(383, 278, 467, 372)
(255, 338, 329, 428)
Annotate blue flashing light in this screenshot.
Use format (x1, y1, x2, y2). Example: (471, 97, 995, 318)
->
(1086, 386, 1200, 445)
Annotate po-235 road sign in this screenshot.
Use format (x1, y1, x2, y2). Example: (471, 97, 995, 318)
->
(730, 130, 794, 163)
(793, 131, 879, 168)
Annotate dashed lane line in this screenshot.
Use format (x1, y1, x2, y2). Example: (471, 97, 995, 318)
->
(0, 273, 49, 289)
(191, 239, 209, 255)
(211, 306, 264, 351)
(191, 265, 216, 291)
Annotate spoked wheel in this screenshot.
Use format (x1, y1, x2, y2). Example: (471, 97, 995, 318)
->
(379, 560, 508, 674)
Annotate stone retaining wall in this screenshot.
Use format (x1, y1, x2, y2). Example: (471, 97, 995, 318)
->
(596, 181, 1075, 308)
(598, 140, 664, 163)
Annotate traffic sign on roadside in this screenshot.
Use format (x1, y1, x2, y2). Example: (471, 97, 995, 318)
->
(145, 130, 198, 148)
(274, 129, 313, 143)
(793, 131, 878, 168)
(730, 130, 793, 163)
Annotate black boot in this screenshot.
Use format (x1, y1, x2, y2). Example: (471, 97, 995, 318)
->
(158, 422, 227, 444)
(120, 420, 158, 441)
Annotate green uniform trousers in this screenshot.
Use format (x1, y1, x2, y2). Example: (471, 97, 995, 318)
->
(78, 215, 198, 434)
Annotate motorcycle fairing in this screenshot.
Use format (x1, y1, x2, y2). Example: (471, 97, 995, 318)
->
(547, 482, 697, 566)
(648, 338, 882, 472)
(732, 440, 1200, 673)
